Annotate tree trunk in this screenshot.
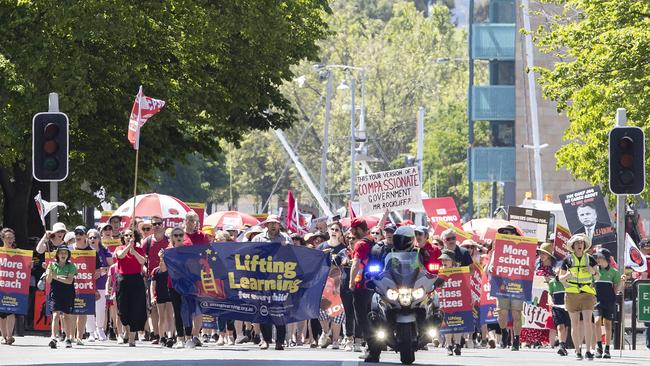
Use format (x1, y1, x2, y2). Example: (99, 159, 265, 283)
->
(0, 165, 44, 249)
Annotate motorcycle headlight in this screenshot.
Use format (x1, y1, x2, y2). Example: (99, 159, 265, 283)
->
(398, 288, 412, 306)
(412, 287, 425, 300)
(386, 288, 399, 301)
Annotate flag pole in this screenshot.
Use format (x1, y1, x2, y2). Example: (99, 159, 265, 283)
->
(130, 86, 143, 228)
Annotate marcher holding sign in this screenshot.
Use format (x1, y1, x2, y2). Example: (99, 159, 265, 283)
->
(488, 233, 537, 351)
(0, 228, 32, 345)
(356, 167, 422, 216)
(437, 251, 473, 356)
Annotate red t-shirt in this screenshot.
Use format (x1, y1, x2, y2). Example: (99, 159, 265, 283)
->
(115, 245, 145, 275)
(352, 236, 374, 288)
(421, 242, 442, 274)
(183, 231, 209, 246)
(144, 236, 170, 276)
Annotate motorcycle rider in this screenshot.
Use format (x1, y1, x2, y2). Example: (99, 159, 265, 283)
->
(364, 226, 437, 363)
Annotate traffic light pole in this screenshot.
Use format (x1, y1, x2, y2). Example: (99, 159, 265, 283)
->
(614, 108, 626, 354)
(48, 92, 59, 226)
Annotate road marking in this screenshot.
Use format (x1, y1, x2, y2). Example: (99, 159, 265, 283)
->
(107, 362, 125, 366)
(341, 362, 358, 366)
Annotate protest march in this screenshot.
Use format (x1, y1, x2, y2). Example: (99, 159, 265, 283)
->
(1, 176, 648, 364)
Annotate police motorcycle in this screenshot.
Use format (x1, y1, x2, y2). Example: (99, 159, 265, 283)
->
(364, 226, 442, 365)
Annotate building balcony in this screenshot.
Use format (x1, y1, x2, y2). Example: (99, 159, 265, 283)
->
(471, 85, 515, 121)
(472, 23, 516, 60)
(471, 147, 515, 182)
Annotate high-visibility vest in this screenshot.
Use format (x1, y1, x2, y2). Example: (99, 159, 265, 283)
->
(565, 254, 596, 295)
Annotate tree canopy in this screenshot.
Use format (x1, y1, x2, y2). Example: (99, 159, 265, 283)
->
(533, 0, 650, 201)
(0, 0, 330, 242)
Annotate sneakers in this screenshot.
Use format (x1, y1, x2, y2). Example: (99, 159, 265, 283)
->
(585, 351, 594, 360)
(318, 333, 332, 348)
(275, 342, 285, 350)
(603, 350, 611, 359)
(454, 344, 462, 355)
(185, 338, 196, 349)
(49, 339, 57, 349)
(165, 338, 175, 348)
(447, 345, 454, 356)
(511, 336, 520, 351)
(65, 339, 72, 348)
(260, 340, 269, 350)
(173, 340, 185, 349)
(6, 336, 15, 345)
(193, 336, 202, 347)
(576, 351, 583, 360)
(344, 339, 354, 352)
(97, 328, 108, 342)
(595, 347, 603, 358)
(353, 339, 363, 352)
(488, 339, 496, 349)
(75, 339, 84, 346)
(332, 340, 340, 350)
(216, 336, 226, 346)
(558, 346, 568, 356)
(227, 336, 236, 346)
(202, 334, 209, 344)
(235, 336, 247, 344)
(87, 334, 96, 342)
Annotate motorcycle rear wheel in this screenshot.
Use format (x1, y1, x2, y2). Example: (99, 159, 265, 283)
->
(396, 323, 415, 365)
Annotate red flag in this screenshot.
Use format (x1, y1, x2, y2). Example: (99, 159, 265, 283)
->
(348, 201, 356, 219)
(286, 190, 302, 234)
(128, 86, 166, 150)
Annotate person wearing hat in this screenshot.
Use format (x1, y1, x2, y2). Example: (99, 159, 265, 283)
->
(108, 215, 123, 239)
(460, 239, 484, 265)
(36, 222, 68, 254)
(559, 233, 600, 360)
(593, 248, 624, 358)
(222, 224, 240, 241)
(45, 245, 77, 348)
(534, 243, 568, 355)
(436, 249, 465, 356)
(417, 227, 442, 274)
(243, 226, 263, 242)
(441, 228, 473, 267)
(291, 233, 306, 246)
(252, 214, 291, 350)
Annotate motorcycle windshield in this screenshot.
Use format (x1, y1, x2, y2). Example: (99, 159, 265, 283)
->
(383, 251, 421, 287)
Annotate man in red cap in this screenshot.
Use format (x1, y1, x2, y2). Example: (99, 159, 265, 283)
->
(347, 218, 376, 356)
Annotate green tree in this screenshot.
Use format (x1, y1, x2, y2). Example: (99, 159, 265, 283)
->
(533, 0, 650, 201)
(0, 0, 330, 243)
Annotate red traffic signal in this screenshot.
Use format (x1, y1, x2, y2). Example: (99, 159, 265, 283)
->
(32, 113, 69, 182)
(609, 127, 645, 195)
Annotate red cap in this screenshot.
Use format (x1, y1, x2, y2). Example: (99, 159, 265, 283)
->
(350, 218, 367, 229)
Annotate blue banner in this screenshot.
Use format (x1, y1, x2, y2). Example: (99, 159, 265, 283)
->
(164, 242, 330, 325)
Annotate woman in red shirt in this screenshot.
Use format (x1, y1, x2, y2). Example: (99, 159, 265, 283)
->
(114, 228, 147, 347)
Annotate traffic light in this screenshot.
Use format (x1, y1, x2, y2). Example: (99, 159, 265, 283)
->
(32, 112, 69, 182)
(609, 126, 645, 194)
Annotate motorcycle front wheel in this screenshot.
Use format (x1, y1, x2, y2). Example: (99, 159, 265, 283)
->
(396, 323, 415, 365)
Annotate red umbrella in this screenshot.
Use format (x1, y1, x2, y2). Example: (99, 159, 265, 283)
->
(114, 193, 193, 228)
(339, 215, 381, 229)
(204, 211, 260, 229)
(462, 218, 524, 242)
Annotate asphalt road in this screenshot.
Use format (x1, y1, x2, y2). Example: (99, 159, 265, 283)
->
(3, 336, 650, 366)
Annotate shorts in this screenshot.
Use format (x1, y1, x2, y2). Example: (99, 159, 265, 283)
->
(594, 302, 616, 321)
(565, 292, 596, 313)
(496, 298, 524, 311)
(319, 310, 345, 324)
(552, 307, 570, 327)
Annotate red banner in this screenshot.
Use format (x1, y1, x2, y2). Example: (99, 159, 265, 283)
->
(320, 267, 344, 318)
(0, 248, 32, 315)
(489, 234, 538, 301)
(422, 197, 461, 227)
(436, 266, 474, 334)
(553, 224, 571, 260)
(45, 251, 97, 315)
(479, 269, 498, 324)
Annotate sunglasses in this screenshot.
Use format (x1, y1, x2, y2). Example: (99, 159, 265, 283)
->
(88, 236, 98, 240)
(152, 222, 163, 227)
(142, 227, 152, 231)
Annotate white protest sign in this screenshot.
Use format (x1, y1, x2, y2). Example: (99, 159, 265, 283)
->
(356, 167, 422, 216)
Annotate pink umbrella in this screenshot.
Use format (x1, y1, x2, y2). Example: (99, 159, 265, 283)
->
(204, 211, 260, 229)
(114, 193, 193, 228)
(462, 218, 524, 242)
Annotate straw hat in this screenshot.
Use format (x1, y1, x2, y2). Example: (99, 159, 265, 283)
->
(565, 233, 591, 252)
(536, 242, 555, 259)
(244, 226, 263, 240)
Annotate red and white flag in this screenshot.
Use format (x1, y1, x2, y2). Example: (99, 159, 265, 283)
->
(34, 191, 67, 226)
(128, 85, 166, 150)
(286, 190, 305, 234)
